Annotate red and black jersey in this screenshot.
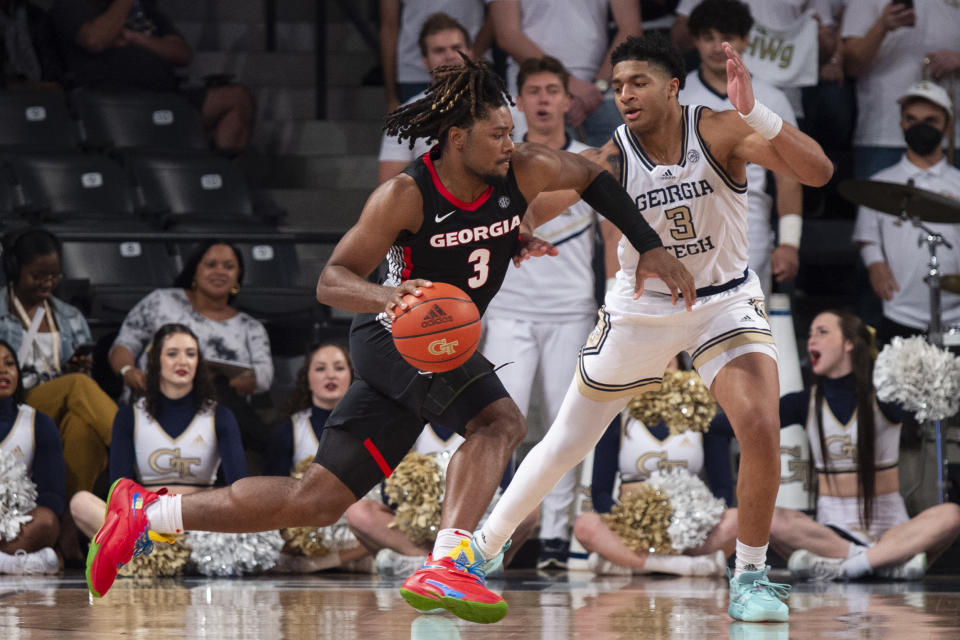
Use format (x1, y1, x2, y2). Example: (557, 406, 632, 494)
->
(382, 148, 528, 317)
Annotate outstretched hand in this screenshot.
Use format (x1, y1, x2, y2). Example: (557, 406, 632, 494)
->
(386, 279, 433, 320)
(723, 42, 755, 115)
(513, 233, 559, 267)
(634, 248, 696, 310)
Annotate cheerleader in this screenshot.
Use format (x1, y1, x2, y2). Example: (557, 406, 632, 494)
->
(771, 311, 960, 580)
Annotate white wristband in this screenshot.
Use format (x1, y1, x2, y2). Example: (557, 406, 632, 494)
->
(859, 243, 885, 266)
(119, 364, 133, 378)
(777, 214, 802, 248)
(740, 101, 783, 140)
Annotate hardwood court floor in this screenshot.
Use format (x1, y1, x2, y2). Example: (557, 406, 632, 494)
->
(3, 569, 960, 639)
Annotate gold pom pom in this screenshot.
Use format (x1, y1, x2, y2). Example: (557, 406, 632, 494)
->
(627, 370, 717, 435)
(118, 535, 190, 578)
(601, 484, 675, 555)
(383, 451, 445, 546)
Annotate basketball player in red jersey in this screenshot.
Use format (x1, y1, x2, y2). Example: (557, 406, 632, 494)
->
(85, 57, 694, 621)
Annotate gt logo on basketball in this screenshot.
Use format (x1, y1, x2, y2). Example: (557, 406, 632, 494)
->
(428, 338, 459, 355)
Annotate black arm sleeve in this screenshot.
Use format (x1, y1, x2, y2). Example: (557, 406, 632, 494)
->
(580, 171, 663, 254)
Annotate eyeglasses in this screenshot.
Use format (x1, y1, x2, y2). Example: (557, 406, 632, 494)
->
(26, 272, 62, 285)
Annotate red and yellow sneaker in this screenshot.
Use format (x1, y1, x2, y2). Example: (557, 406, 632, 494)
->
(85, 478, 165, 598)
(399, 539, 508, 624)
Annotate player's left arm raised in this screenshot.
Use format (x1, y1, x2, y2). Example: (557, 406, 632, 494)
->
(719, 42, 834, 188)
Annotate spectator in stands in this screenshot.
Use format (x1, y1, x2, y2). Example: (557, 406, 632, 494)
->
(71, 323, 246, 540)
(378, 12, 475, 183)
(50, 0, 254, 151)
(842, 0, 960, 177)
(264, 342, 373, 573)
(0, 339, 64, 575)
(0, 229, 117, 501)
(678, 0, 802, 298)
(488, 0, 643, 146)
(852, 81, 960, 346)
(108, 240, 274, 457)
(673, 0, 837, 120)
(379, 0, 490, 114)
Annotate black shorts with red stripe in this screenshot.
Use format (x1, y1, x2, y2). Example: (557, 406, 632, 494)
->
(314, 314, 509, 498)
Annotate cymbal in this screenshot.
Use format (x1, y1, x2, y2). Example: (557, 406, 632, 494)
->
(838, 179, 960, 224)
(943, 274, 960, 295)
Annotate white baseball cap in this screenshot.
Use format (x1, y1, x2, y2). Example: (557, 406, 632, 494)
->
(898, 81, 953, 117)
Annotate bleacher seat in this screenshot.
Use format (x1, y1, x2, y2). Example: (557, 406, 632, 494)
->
(8, 153, 143, 229)
(60, 239, 176, 325)
(73, 89, 208, 151)
(128, 152, 277, 230)
(0, 90, 78, 151)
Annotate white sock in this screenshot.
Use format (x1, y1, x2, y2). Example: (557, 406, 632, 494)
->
(840, 548, 873, 578)
(145, 494, 183, 534)
(734, 539, 767, 577)
(642, 554, 698, 576)
(476, 521, 512, 559)
(432, 528, 471, 558)
(479, 380, 623, 560)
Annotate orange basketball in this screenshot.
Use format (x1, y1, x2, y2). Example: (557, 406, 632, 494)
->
(392, 282, 481, 373)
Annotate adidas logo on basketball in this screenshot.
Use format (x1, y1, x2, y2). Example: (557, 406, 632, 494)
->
(421, 303, 453, 328)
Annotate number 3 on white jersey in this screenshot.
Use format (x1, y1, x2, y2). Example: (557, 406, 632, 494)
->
(467, 248, 490, 288)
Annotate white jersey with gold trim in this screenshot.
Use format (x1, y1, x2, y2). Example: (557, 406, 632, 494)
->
(290, 409, 320, 473)
(610, 105, 750, 304)
(0, 404, 36, 474)
(133, 398, 221, 487)
(618, 416, 704, 483)
(805, 389, 901, 473)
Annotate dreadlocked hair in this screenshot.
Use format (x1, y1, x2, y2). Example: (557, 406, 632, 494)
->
(383, 55, 512, 150)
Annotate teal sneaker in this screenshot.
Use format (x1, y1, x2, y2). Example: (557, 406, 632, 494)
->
(727, 566, 791, 622)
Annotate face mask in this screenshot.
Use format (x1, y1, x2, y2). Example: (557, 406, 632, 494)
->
(904, 122, 945, 156)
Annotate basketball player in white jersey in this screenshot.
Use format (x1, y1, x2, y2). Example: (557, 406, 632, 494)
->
(468, 33, 833, 623)
(481, 55, 619, 570)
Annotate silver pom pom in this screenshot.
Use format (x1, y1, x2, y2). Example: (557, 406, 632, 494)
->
(187, 530, 285, 576)
(647, 467, 726, 553)
(0, 449, 38, 542)
(874, 336, 960, 421)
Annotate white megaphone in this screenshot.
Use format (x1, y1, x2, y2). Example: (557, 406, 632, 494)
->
(768, 293, 813, 511)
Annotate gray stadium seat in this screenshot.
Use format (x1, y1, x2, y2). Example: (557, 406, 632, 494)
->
(128, 152, 278, 230)
(73, 88, 208, 151)
(0, 90, 78, 151)
(9, 153, 142, 228)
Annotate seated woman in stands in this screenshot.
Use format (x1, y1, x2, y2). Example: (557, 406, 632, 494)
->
(0, 339, 64, 575)
(108, 240, 273, 458)
(72, 323, 246, 540)
(0, 228, 117, 561)
(771, 310, 960, 581)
